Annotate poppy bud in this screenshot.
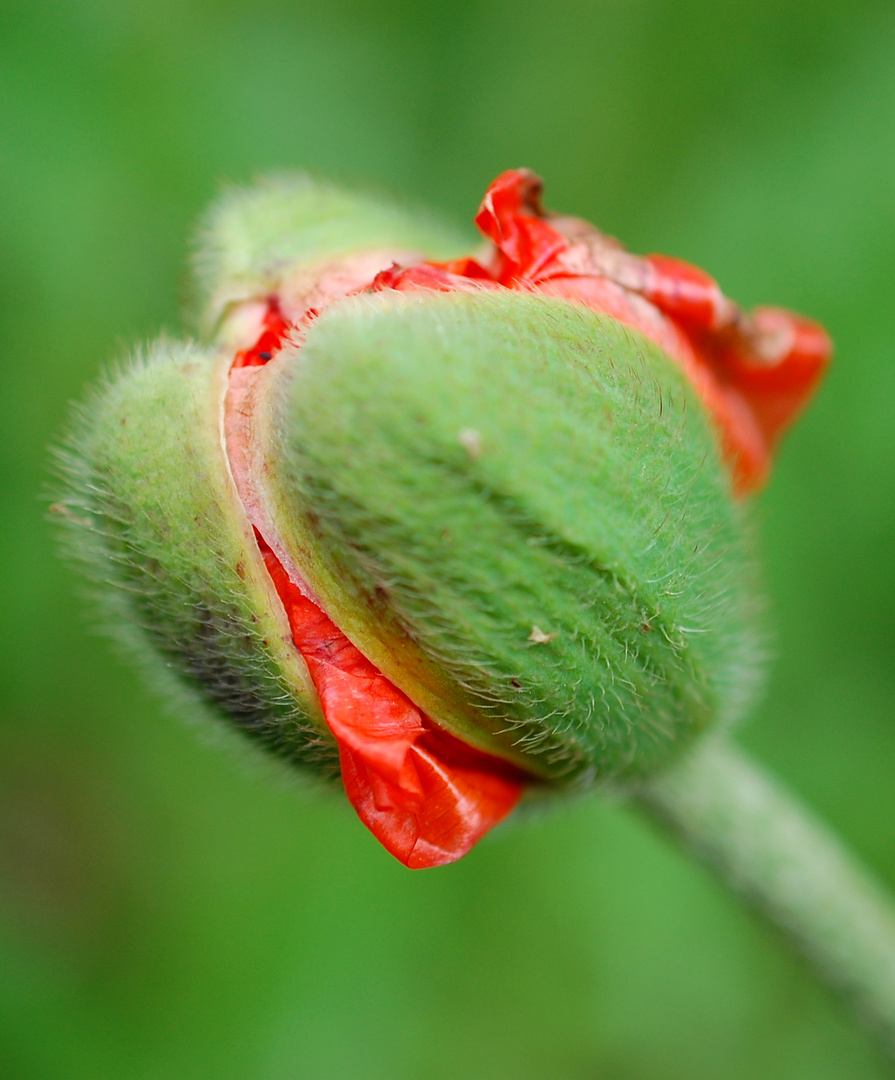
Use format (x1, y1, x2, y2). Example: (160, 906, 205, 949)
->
(57, 172, 828, 868)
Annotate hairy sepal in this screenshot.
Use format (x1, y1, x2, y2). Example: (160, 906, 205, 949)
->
(263, 291, 763, 785)
(194, 174, 471, 336)
(56, 338, 337, 776)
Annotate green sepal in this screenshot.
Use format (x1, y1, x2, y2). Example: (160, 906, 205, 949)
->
(193, 175, 471, 336)
(56, 338, 338, 777)
(259, 290, 763, 785)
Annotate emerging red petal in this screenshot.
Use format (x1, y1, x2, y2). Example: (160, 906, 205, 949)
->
(719, 307, 832, 458)
(232, 298, 290, 369)
(226, 306, 525, 868)
(257, 535, 524, 868)
(378, 169, 831, 496)
(370, 261, 498, 295)
(641, 254, 733, 331)
(474, 168, 569, 282)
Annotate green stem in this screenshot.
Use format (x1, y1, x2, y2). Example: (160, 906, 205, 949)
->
(635, 736, 895, 1059)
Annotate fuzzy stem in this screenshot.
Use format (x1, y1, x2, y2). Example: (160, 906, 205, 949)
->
(635, 736, 895, 1059)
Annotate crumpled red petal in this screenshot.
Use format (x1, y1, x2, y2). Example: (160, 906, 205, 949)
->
(474, 168, 568, 281)
(417, 168, 831, 496)
(256, 535, 524, 868)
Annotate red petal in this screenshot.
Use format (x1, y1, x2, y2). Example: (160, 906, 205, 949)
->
(467, 174, 831, 496)
(719, 306, 832, 454)
(474, 169, 569, 282)
(257, 536, 524, 868)
(232, 298, 290, 368)
(642, 254, 732, 331)
(370, 261, 498, 295)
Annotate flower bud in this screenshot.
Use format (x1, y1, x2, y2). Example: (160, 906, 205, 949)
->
(57, 172, 829, 867)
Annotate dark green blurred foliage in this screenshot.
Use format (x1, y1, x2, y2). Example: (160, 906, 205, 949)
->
(1, 0, 894, 1076)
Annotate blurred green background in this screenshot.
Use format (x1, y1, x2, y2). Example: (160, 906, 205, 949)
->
(2, 1, 895, 1077)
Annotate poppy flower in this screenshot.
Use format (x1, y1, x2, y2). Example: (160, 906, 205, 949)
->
(58, 171, 829, 868)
